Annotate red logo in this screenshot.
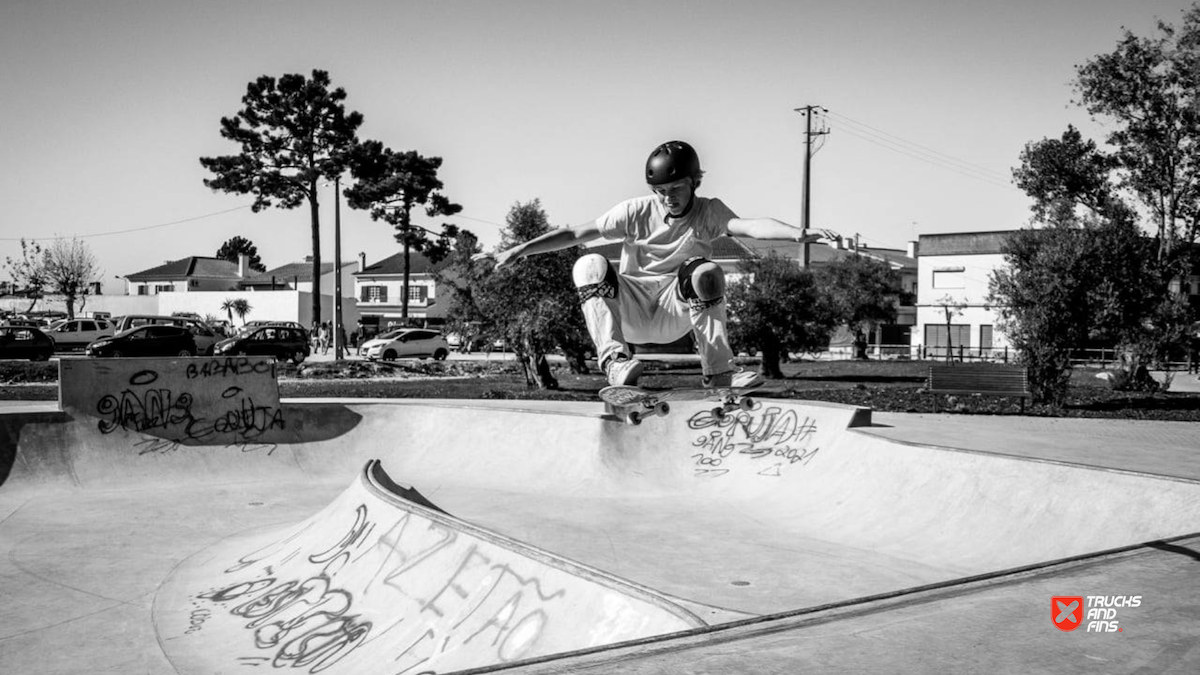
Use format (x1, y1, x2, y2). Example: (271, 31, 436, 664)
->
(1053, 596, 1084, 631)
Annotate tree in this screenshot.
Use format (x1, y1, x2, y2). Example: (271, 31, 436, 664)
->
(345, 141, 462, 320)
(230, 298, 252, 325)
(1084, 217, 1190, 388)
(468, 200, 591, 388)
(931, 294, 967, 362)
(1012, 125, 1131, 227)
(434, 229, 487, 341)
(990, 225, 1108, 405)
(215, 236, 267, 273)
(220, 297, 238, 324)
(817, 254, 901, 347)
(727, 252, 839, 379)
(3, 239, 46, 313)
(1072, 4, 1200, 258)
(42, 238, 100, 320)
(200, 69, 363, 326)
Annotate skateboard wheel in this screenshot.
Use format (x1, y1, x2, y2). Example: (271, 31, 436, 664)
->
(739, 397, 755, 412)
(625, 411, 642, 426)
(655, 401, 670, 417)
(712, 406, 726, 419)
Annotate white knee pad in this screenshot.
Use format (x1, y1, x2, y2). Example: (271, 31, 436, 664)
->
(573, 253, 612, 287)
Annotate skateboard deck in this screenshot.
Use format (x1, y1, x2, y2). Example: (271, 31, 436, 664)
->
(599, 382, 763, 425)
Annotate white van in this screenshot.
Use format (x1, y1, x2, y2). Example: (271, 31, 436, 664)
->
(111, 315, 220, 355)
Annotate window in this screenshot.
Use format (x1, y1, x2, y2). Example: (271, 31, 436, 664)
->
(932, 269, 965, 289)
(137, 286, 148, 296)
(408, 286, 428, 302)
(980, 325, 994, 351)
(362, 285, 388, 303)
(155, 284, 173, 294)
(924, 324, 971, 349)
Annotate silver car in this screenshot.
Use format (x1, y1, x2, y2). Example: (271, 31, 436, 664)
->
(46, 318, 115, 351)
(361, 328, 450, 361)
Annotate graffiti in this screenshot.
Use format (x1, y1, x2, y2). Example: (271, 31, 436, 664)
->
(97, 388, 194, 434)
(95, 365, 285, 445)
(186, 357, 276, 379)
(687, 406, 821, 478)
(200, 574, 371, 674)
(133, 437, 279, 457)
(196, 503, 570, 674)
(184, 607, 212, 635)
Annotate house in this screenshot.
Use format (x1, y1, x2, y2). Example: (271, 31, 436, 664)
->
(238, 257, 358, 298)
(354, 250, 448, 329)
(914, 231, 1013, 359)
(122, 255, 253, 295)
(916, 230, 1200, 361)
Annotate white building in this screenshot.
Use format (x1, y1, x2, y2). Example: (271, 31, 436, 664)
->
(122, 255, 254, 295)
(353, 250, 446, 329)
(914, 231, 1013, 360)
(237, 256, 358, 299)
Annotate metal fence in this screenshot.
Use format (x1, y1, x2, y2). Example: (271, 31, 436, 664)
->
(822, 344, 1197, 371)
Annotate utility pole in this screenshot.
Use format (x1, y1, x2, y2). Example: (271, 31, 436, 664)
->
(333, 174, 344, 360)
(795, 105, 828, 267)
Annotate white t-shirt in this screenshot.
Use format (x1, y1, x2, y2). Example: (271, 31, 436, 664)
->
(595, 195, 738, 278)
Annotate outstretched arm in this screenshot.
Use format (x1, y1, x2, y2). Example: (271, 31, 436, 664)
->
(727, 217, 838, 244)
(472, 221, 605, 268)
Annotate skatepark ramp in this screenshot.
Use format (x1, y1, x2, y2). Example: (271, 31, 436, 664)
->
(153, 460, 706, 674)
(2, 360, 1200, 673)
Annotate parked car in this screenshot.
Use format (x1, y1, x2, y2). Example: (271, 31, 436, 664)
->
(361, 328, 450, 361)
(446, 331, 491, 353)
(85, 325, 197, 358)
(111, 315, 220, 355)
(0, 326, 55, 361)
(242, 320, 307, 332)
(213, 324, 311, 364)
(45, 318, 115, 351)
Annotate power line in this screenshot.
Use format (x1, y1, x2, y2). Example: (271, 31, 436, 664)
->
(1, 204, 508, 244)
(824, 110, 1019, 191)
(0, 204, 255, 242)
(825, 110, 1011, 181)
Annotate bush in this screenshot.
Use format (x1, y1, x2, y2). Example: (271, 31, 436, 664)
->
(0, 361, 58, 383)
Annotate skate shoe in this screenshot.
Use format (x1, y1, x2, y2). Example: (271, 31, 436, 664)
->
(605, 355, 644, 387)
(701, 368, 763, 389)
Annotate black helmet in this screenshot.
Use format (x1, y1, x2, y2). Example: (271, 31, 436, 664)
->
(645, 141, 701, 185)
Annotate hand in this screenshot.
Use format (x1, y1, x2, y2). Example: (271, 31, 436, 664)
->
(798, 228, 839, 244)
(472, 247, 521, 268)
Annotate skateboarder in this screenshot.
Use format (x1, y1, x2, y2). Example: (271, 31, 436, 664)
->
(474, 140, 837, 388)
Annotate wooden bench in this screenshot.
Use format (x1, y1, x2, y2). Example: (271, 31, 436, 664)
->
(927, 363, 1031, 412)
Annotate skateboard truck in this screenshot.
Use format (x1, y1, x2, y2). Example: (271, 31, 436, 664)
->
(615, 399, 670, 426)
(711, 394, 756, 420)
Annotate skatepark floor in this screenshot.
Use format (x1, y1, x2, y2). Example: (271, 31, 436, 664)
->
(1, 397, 1198, 674)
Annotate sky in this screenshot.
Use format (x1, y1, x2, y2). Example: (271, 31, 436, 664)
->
(2, 0, 1196, 294)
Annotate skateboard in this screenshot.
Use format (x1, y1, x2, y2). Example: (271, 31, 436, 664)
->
(599, 382, 763, 426)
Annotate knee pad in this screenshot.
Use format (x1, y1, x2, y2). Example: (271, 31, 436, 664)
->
(677, 257, 725, 304)
(574, 253, 618, 302)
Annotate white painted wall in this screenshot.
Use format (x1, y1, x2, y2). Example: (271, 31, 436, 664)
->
(3, 290, 360, 327)
(915, 251, 1011, 353)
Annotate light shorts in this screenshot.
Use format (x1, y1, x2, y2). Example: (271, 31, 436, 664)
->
(614, 274, 692, 344)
